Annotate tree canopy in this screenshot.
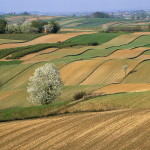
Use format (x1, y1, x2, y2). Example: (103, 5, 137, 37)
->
(92, 12, 110, 18)
(0, 19, 7, 33)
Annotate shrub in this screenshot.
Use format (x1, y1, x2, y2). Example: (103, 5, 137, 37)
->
(88, 42, 99, 46)
(73, 91, 87, 100)
(27, 63, 63, 105)
(45, 21, 60, 33)
(31, 20, 48, 33)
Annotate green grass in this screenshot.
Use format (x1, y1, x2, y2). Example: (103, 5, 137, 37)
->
(66, 33, 122, 45)
(58, 17, 132, 28)
(65, 35, 150, 60)
(0, 42, 91, 59)
(0, 39, 24, 44)
(0, 101, 69, 122)
(0, 33, 46, 41)
(0, 60, 23, 65)
(1, 91, 149, 122)
(142, 50, 150, 55)
(65, 91, 150, 113)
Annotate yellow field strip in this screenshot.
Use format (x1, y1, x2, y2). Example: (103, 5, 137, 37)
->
(60, 60, 106, 85)
(94, 83, 150, 95)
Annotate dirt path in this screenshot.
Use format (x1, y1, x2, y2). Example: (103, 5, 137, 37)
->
(0, 109, 149, 150)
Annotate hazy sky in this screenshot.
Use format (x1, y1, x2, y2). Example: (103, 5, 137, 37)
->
(1, 0, 150, 12)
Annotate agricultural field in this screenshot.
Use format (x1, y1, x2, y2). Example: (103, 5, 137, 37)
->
(0, 109, 150, 150)
(0, 15, 150, 150)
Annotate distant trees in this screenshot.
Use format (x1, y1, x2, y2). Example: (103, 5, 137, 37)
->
(93, 12, 110, 18)
(27, 63, 63, 105)
(0, 19, 7, 33)
(44, 21, 60, 33)
(31, 20, 48, 33)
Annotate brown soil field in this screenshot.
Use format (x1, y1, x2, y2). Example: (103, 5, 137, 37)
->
(94, 47, 150, 59)
(0, 32, 95, 50)
(80, 59, 142, 85)
(136, 55, 150, 60)
(60, 60, 106, 85)
(0, 109, 150, 150)
(133, 32, 150, 35)
(94, 83, 150, 95)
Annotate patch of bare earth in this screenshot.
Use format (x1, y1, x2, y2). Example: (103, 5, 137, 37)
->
(0, 109, 150, 150)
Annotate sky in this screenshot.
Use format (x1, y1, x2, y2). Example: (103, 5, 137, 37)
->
(0, 0, 150, 13)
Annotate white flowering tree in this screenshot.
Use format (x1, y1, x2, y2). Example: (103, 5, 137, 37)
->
(27, 63, 63, 105)
(102, 25, 111, 33)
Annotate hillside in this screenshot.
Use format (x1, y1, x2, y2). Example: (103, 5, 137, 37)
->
(0, 109, 150, 150)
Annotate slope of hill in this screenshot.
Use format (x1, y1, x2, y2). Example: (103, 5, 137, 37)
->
(0, 109, 150, 150)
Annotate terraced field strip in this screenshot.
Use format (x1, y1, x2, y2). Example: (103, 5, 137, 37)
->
(95, 34, 141, 49)
(122, 60, 150, 84)
(0, 89, 32, 109)
(93, 47, 150, 59)
(94, 83, 150, 95)
(80, 59, 142, 85)
(66, 35, 150, 60)
(0, 39, 24, 44)
(66, 92, 150, 112)
(0, 32, 95, 50)
(0, 63, 33, 86)
(60, 60, 106, 85)
(0, 62, 47, 92)
(19, 48, 58, 61)
(136, 54, 150, 60)
(0, 109, 150, 150)
(133, 32, 150, 35)
(23, 46, 93, 64)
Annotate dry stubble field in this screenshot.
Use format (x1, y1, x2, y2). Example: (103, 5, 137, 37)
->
(0, 109, 150, 150)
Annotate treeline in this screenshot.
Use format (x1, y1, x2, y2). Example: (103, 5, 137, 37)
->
(0, 19, 60, 34)
(102, 24, 150, 33)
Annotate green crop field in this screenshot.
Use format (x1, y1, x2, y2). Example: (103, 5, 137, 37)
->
(55, 17, 132, 28)
(65, 91, 150, 113)
(66, 33, 122, 44)
(0, 34, 46, 41)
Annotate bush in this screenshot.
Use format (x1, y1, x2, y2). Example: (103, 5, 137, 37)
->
(27, 63, 63, 105)
(31, 20, 48, 33)
(88, 42, 99, 46)
(45, 21, 60, 33)
(73, 91, 87, 100)
(0, 19, 7, 33)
